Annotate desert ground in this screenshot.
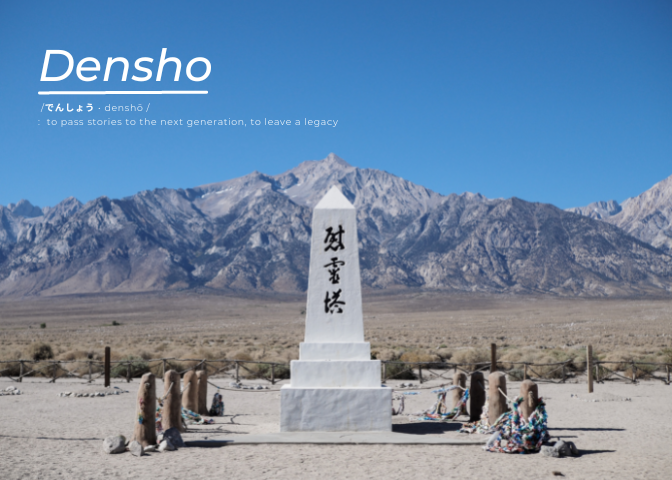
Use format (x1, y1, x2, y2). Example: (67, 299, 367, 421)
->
(1, 376, 670, 479)
(1, 290, 671, 366)
(1, 290, 672, 479)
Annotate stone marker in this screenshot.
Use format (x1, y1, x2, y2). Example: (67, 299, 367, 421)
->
(102, 435, 126, 454)
(162, 370, 183, 433)
(158, 439, 175, 452)
(452, 372, 467, 415)
(129, 440, 144, 457)
(280, 186, 392, 432)
(541, 440, 579, 457)
(196, 370, 208, 415)
(469, 371, 485, 422)
(488, 371, 508, 425)
(161, 427, 185, 448)
(133, 373, 157, 447)
(519, 379, 539, 420)
(182, 370, 198, 413)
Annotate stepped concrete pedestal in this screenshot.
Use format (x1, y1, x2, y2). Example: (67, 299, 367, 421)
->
(280, 186, 392, 432)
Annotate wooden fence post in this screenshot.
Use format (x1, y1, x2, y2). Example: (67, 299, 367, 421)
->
(523, 363, 528, 380)
(235, 361, 240, 383)
(52, 361, 58, 383)
(667, 364, 670, 385)
(631, 360, 636, 383)
(587, 345, 593, 393)
(271, 364, 276, 385)
(88, 361, 92, 383)
(418, 364, 423, 384)
(104, 347, 111, 387)
(491, 343, 497, 373)
(162, 359, 167, 378)
(19, 361, 24, 383)
(126, 360, 132, 383)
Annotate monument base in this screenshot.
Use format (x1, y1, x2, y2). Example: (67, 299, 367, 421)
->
(280, 386, 392, 432)
(290, 359, 381, 388)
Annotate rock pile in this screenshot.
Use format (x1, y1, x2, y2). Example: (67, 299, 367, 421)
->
(102, 428, 185, 456)
(228, 382, 268, 390)
(60, 387, 129, 398)
(1, 386, 22, 396)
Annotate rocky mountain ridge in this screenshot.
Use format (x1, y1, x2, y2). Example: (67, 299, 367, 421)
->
(1, 154, 671, 297)
(568, 174, 672, 252)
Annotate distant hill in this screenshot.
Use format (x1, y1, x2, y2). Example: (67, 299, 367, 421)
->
(1, 154, 671, 297)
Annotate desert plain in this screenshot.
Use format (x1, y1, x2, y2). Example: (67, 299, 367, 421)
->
(1, 290, 671, 479)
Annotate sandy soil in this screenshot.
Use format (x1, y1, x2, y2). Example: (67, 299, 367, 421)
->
(1, 291, 671, 363)
(1, 376, 670, 480)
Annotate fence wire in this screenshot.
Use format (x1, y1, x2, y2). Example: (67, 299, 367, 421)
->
(1, 357, 670, 385)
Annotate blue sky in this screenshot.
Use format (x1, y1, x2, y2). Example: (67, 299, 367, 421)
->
(0, 0, 670, 209)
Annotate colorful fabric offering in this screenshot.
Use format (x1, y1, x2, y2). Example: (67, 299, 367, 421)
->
(155, 397, 215, 433)
(419, 386, 469, 421)
(181, 406, 215, 425)
(483, 397, 550, 453)
(461, 396, 550, 454)
(458, 400, 492, 434)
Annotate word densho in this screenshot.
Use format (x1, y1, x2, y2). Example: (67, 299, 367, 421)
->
(40, 49, 210, 82)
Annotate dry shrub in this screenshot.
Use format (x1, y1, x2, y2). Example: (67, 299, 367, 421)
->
(373, 349, 399, 361)
(138, 351, 154, 361)
(58, 350, 89, 361)
(435, 348, 452, 361)
(384, 361, 417, 380)
(26, 342, 54, 361)
(507, 368, 525, 381)
(228, 350, 260, 379)
(149, 359, 184, 377)
(498, 347, 583, 379)
(0, 362, 21, 377)
(230, 350, 253, 362)
(572, 353, 589, 372)
(528, 358, 567, 379)
(622, 355, 659, 379)
(520, 350, 577, 379)
(176, 347, 229, 370)
(242, 360, 290, 380)
(452, 348, 489, 368)
(601, 351, 632, 372)
(111, 356, 150, 378)
(399, 352, 439, 363)
(661, 348, 672, 365)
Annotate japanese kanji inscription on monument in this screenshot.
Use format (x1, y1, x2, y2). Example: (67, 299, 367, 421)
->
(323, 228, 346, 313)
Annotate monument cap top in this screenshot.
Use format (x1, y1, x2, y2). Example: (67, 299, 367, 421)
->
(315, 185, 354, 210)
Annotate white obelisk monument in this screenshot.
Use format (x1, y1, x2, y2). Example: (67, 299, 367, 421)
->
(280, 186, 392, 432)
